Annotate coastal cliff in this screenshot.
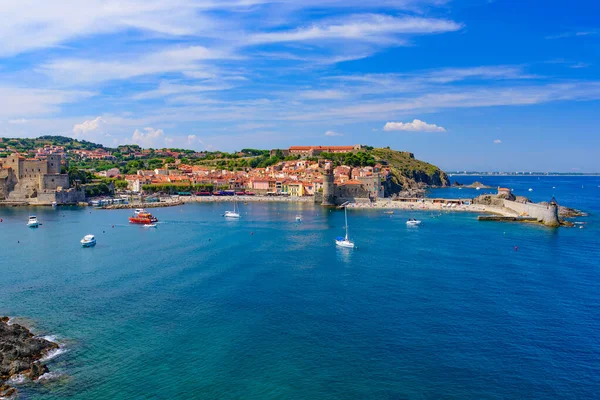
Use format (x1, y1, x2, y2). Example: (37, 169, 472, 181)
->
(0, 317, 58, 398)
(369, 148, 450, 195)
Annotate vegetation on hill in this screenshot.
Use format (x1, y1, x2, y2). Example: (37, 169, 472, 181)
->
(369, 148, 450, 190)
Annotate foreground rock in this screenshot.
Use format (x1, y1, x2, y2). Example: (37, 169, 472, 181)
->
(0, 317, 58, 398)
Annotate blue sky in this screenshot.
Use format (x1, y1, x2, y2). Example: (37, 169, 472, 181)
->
(0, 0, 599, 171)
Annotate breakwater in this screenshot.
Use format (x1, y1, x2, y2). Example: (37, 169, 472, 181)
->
(503, 199, 560, 227)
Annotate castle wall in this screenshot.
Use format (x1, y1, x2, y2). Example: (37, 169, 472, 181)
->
(35, 187, 85, 205)
(503, 199, 560, 227)
(41, 174, 69, 190)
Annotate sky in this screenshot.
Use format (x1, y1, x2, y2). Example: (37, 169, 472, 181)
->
(0, 0, 599, 172)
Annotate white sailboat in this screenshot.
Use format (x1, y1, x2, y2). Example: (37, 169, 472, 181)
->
(223, 195, 241, 218)
(336, 206, 355, 248)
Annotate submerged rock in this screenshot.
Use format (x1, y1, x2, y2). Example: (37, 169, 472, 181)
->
(0, 317, 59, 397)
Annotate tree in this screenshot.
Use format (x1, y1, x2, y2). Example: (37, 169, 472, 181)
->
(115, 180, 128, 190)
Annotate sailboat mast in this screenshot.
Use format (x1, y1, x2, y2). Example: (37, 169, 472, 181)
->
(344, 206, 349, 240)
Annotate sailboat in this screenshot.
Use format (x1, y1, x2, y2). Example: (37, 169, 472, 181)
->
(223, 194, 241, 218)
(336, 206, 355, 248)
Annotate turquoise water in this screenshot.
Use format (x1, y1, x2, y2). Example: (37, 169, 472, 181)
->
(1, 177, 599, 399)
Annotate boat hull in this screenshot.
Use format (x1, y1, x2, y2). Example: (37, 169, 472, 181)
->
(81, 240, 96, 247)
(336, 239, 355, 248)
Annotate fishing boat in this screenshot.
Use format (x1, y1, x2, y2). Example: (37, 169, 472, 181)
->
(223, 195, 241, 218)
(80, 234, 96, 247)
(336, 206, 355, 248)
(129, 212, 158, 224)
(295, 215, 302, 222)
(27, 215, 39, 228)
(406, 218, 422, 226)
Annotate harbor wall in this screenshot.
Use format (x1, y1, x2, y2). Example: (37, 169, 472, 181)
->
(503, 200, 560, 227)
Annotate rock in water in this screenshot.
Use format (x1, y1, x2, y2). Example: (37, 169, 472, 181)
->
(0, 316, 59, 396)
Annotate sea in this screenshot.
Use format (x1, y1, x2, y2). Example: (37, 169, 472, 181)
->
(1, 175, 599, 399)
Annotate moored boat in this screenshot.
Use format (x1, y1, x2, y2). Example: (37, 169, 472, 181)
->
(129, 212, 158, 224)
(406, 218, 422, 226)
(335, 206, 355, 248)
(80, 234, 96, 247)
(27, 215, 39, 228)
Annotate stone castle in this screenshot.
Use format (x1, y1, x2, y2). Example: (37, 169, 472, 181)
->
(0, 154, 85, 204)
(320, 166, 384, 206)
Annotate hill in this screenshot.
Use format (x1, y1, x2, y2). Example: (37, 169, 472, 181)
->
(369, 148, 450, 191)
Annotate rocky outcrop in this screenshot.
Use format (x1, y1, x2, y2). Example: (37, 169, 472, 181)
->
(453, 181, 492, 189)
(369, 148, 450, 197)
(0, 317, 58, 397)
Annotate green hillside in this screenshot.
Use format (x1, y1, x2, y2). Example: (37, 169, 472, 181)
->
(369, 148, 450, 190)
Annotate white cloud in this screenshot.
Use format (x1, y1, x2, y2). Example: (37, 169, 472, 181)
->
(0, 87, 94, 118)
(73, 116, 105, 136)
(131, 127, 166, 148)
(8, 118, 27, 124)
(325, 130, 343, 136)
(383, 119, 446, 132)
(493, 139, 502, 144)
(133, 81, 234, 100)
(248, 14, 462, 45)
(187, 135, 197, 145)
(42, 46, 232, 84)
(300, 90, 347, 100)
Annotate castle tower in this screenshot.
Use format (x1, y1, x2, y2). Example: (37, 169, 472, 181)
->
(322, 166, 335, 206)
(47, 154, 61, 174)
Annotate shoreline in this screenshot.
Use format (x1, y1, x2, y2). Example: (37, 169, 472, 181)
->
(0, 317, 60, 398)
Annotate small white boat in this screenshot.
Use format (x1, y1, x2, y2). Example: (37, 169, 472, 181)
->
(134, 208, 146, 215)
(406, 218, 422, 226)
(80, 234, 96, 247)
(143, 223, 157, 228)
(51, 201, 57, 207)
(336, 206, 355, 248)
(528, 188, 533, 192)
(223, 196, 241, 218)
(295, 215, 302, 222)
(476, 187, 481, 190)
(27, 215, 39, 228)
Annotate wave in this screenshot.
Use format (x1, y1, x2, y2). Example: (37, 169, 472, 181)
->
(39, 347, 67, 362)
(41, 334, 58, 342)
(7, 374, 27, 385)
(37, 371, 64, 382)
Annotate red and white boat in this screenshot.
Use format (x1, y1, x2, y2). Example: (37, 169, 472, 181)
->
(129, 212, 158, 224)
